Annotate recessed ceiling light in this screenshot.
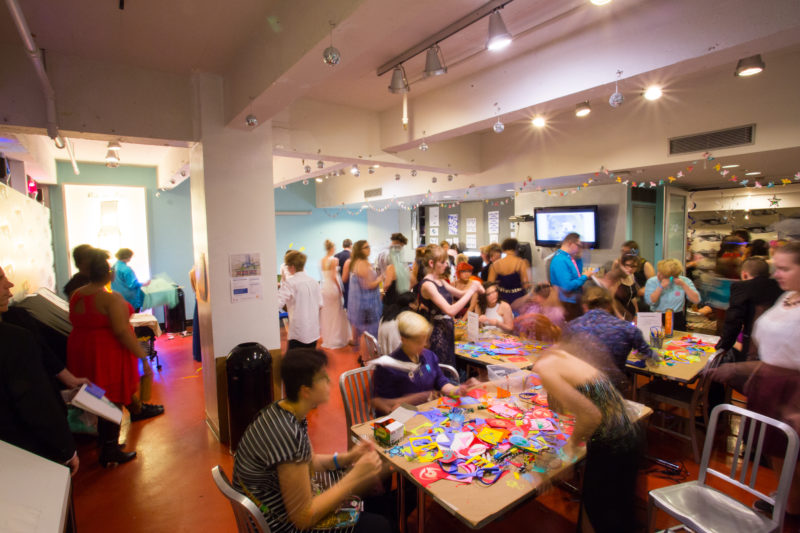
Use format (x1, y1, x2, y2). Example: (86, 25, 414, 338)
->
(745, 171, 761, 176)
(643, 85, 662, 100)
(531, 116, 546, 128)
(575, 101, 591, 117)
(591, 0, 612, 4)
(315, 177, 323, 183)
(722, 164, 740, 169)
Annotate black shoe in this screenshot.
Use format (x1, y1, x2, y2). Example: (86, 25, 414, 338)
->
(99, 447, 137, 468)
(753, 498, 774, 514)
(130, 403, 165, 422)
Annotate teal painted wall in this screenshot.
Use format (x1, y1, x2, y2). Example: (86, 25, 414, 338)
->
(50, 161, 195, 322)
(274, 181, 368, 281)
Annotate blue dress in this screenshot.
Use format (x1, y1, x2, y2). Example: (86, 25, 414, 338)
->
(347, 271, 381, 339)
(111, 261, 144, 311)
(418, 279, 455, 367)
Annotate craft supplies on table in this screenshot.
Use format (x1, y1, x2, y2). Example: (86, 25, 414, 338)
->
(455, 332, 547, 370)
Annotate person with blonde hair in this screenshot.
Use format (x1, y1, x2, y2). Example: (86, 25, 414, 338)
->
(372, 312, 478, 415)
(644, 258, 700, 330)
(319, 240, 351, 349)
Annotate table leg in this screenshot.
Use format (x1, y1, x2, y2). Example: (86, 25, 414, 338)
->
(398, 474, 406, 533)
(417, 485, 426, 533)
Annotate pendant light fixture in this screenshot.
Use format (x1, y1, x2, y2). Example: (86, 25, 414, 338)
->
(575, 101, 591, 117)
(423, 44, 447, 77)
(388, 65, 410, 94)
(486, 9, 512, 51)
(322, 21, 341, 66)
(735, 54, 765, 77)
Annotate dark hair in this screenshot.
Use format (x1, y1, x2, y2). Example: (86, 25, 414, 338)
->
(741, 257, 770, 278)
(88, 249, 112, 283)
(775, 241, 800, 266)
(390, 233, 408, 245)
(562, 233, 581, 246)
(381, 291, 416, 321)
(622, 240, 639, 251)
(501, 238, 518, 252)
(342, 239, 352, 248)
(582, 286, 613, 311)
(115, 248, 133, 261)
(603, 265, 627, 284)
(718, 235, 745, 256)
(620, 253, 640, 268)
(477, 282, 499, 314)
(748, 238, 769, 257)
(281, 348, 328, 402)
(72, 244, 94, 268)
(732, 229, 751, 244)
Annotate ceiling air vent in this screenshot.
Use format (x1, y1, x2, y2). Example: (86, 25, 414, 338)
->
(364, 187, 382, 199)
(669, 124, 754, 155)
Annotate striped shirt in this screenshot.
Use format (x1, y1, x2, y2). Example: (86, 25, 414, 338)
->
(233, 402, 312, 533)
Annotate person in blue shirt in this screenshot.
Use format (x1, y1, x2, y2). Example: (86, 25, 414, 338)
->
(644, 258, 700, 331)
(111, 248, 149, 311)
(549, 233, 595, 320)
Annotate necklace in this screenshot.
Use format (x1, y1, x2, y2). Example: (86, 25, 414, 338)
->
(783, 293, 800, 308)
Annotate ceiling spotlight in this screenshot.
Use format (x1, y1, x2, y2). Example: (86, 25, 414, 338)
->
(531, 116, 546, 128)
(322, 22, 341, 66)
(368, 166, 376, 174)
(419, 140, 429, 151)
(486, 10, 512, 51)
(411, 169, 418, 177)
(591, 0, 612, 5)
(395, 174, 401, 181)
(303, 179, 309, 185)
(423, 44, 447, 78)
(575, 101, 591, 117)
(316, 160, 324, 169)
(735, 54, 765, 77)
(388, 65, 410, 94)
(350, 164, 359, 176)
(338, 169, 346, 176)
(315, 177, 324, 183)
(107, 140, 121, 152)
(432, 176, 437, 183)
(104, 149, 120, 168)
(493, 118, 505, 133)
(245, 114, 258, 127)
(447, 174, 454, 181)
(643, 85, 663, 100)
(304, 165, 312, 173)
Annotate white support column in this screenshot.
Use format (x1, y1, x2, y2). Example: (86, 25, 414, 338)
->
(190, 73, 279, 441)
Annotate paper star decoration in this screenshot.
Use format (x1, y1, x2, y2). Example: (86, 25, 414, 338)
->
(754, 181, 763, 188)
(769, 195, 781, 207)
(721, 169, 729, 176)
(782, 179, 792, 185)
(616, 176, 622, 183)
(668, 176, 676, 183)
(677, 171, 684, 178)
(795, 172, 800, 181)
(715, 163, 721, 171)
(741, 179, 749, 186)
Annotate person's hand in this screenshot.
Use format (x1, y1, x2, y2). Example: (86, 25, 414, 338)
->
(344, 440, 375, 466)
(142, 361, 154, 378)
(63, 374, 91, 389)
(583, 267, 596, 276)
(478, 315, 489, 325)
(559, 440, 581, 463)
(674, 277, 686, 288)
(472, 281, 485, 294)
(66, 452, 80, 476)
(457, 378, 480, 396)
(142, 280, 151, 287)
(347, 451, 382, 489)
(660, 277, 670, 288)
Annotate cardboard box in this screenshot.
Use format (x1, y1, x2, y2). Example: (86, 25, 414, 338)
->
(374, 417, 404, 446)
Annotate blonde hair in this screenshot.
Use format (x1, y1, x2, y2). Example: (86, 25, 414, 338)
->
(657, 258, 683, 277)
(324, 239, 334, 252)
(397, 311, 433, 338)
(422, 244, 447, 274)
(455, 253, 468, 265)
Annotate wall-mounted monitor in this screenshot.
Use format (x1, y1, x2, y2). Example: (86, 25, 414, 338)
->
(534, 205, 599, 248)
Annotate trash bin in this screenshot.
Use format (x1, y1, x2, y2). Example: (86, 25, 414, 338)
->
(226, 342, 273, 453)
(164, 286, 186, 333)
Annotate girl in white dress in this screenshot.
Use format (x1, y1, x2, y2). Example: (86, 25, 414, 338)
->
(320, 240, 351, 349)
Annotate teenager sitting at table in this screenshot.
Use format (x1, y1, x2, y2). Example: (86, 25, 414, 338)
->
(563, 286, 659, 392)
(468, 282, 514, 333)
(534, 341, 643, 533)
(644, 258, 701, 331)
(372, 311, 478, 415)
(512, 282, 566, 328)
(377, 291, 415, 355)
(513, 311, 562, 344)
(234, 348, 392, 532)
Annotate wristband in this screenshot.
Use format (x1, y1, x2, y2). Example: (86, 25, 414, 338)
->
(333, 452, 341, 470)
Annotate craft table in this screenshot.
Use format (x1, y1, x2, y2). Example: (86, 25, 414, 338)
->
(455, 330, 548, 371)
(0, 440, 72, 532)
(130, 312, 163, 337)
(351, 383, 651, 531)
(625, 331, 720, 384)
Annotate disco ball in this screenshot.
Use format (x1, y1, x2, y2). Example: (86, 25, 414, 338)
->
(493, 121, 505, 133)
(411, 169, 418, 177)
(609, 91, 624, 108)
(432, 176, 437, 183)
(323, 46, 341, 66)
(304, 165, 311, 173)
(419, 141, 429, 151)
(245, 114, 258, 127)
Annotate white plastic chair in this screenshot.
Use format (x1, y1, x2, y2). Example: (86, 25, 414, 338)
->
(211, 465, 271, 533)
(647, 403, 799, 533)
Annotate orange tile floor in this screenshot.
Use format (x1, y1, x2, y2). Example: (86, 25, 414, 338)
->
(70, 333, 800, 532)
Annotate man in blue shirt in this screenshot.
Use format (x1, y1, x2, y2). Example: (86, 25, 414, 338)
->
(549, 233, 594, 319)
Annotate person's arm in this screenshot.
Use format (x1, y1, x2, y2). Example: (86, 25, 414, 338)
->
(535, 357, 601, 461)
(311, 440, 376, 473)
(276, 278, 294, 308)
(717, 282, 748, 351)
(645, 278, 665, 306)
(341, 259, 351, 283)
(372, 392, 431, 415)
(278, 452, 382, 530)
(643, 261, 656, 279)
(383, 264, 396, 291)
(421, 279, 476, 317)
(631, 326, 657, 360)
(487, 263, 497, 283)
(356, 261, 383, 290)
(467, 292, 479, 313)
(118, 264, 141, 291)
(56, 368, 91, 389)
(550, 255, 587, 292)
(496, 302, 514, 332)
(676, 276, 700, 304)
(519, 259, 531, 289)
(107, 294, 148, 360)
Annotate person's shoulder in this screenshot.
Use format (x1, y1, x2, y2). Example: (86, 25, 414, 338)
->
(0, 320, 32, 341)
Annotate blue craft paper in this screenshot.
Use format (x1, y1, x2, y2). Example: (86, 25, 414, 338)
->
(418, 409, 446, 423)
(459, 396, 479, 405)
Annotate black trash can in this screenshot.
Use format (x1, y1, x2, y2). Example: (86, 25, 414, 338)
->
(226, 342, 273, 453)
(164, 286, 186, 333)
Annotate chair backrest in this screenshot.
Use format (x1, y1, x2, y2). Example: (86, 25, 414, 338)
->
(211, 465, 271, 533)
(699, 404, 799, 530)
(440, 364, 459, 385)
(339, 366, 375, 441)
(360, 332, 379, 365)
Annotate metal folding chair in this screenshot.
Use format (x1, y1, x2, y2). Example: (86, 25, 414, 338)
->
(440, 364, 459, 385)
(647, 403, 800, 533)
(358, 331, 379, 366)
(339, 366, 375, 447)
(211, 465, 271, 533)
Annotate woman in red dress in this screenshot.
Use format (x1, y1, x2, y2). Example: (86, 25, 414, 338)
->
(67, 249, 145, 467)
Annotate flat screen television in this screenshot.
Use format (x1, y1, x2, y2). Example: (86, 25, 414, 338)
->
(534, 205, 599, 248)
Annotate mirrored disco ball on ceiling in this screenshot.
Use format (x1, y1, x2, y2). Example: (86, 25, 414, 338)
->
(323, 46, 341, 66)
(609, 91, 624, 108)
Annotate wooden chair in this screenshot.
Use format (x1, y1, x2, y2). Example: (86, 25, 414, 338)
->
(638, 349, 724, 462)
(339, 366, 375, 447)
(211, 465, 271, 533)
(358, 331, 379, 366)
(648, 404, 799, 532)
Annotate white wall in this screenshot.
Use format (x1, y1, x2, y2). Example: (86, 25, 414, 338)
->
(367, 209, 414, 264)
